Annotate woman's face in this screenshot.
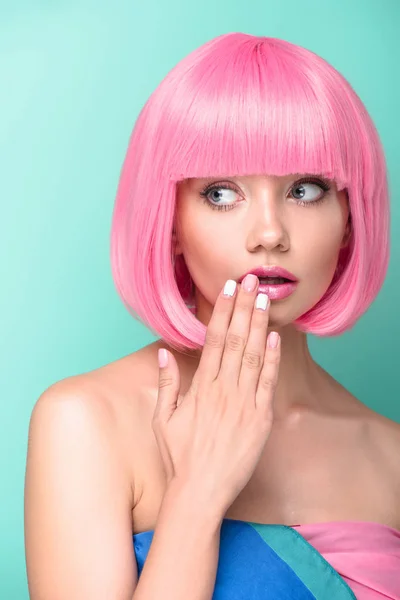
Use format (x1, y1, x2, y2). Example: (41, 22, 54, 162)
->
(174, 173, 350, 328)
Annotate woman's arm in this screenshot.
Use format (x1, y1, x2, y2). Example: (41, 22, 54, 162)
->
(132, 481, 223, 600)
(24, 380, 138, 599)
(24, 381, 224, 600)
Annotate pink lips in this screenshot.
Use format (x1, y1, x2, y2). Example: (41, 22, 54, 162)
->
(238, 266, 298, 300)
(239, 266, 297, 282)
(257, 280, 297, 300)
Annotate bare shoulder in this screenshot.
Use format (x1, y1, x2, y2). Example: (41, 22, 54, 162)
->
(334, 382, 400, 470)
(363, 406, 400, 495)
(25, 345, 166, 599)
(364, 406, 400, 454)
(32, 339, 165, 426)
(332, 393, 400, 528)
(29, 340, 167, 501)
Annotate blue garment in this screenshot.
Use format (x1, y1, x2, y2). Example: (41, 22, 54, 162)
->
(133, 518, 357, 599)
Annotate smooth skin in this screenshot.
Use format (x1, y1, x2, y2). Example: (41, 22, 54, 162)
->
(153, 277, 278, 513)
(25, 277, 280, 600)
(134, 278, 279, 600)
(24, 174, 400, 600)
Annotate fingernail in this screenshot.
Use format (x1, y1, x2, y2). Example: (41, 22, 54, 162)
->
(242, 273, 258, 292)
(223, 279, 237, 297)
(267, 332, 279, 348)
(158, 348, 168, 368)
(255, 293, 269, 310)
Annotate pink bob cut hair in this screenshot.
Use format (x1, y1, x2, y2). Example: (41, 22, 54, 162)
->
(110, 32, 390, 352)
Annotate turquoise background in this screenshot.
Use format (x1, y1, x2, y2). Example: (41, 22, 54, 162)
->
(1, 1, 399, 597)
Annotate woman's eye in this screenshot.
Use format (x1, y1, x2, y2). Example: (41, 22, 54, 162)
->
(290, 182, 325, 203)
(203, 187, 238, 206)
(200, 179, 330, 211)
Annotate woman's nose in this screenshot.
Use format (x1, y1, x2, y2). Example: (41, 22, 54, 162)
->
(245, 204, 289, 252)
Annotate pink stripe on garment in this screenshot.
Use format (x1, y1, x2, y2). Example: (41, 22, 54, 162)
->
(292, 521, 400, 599)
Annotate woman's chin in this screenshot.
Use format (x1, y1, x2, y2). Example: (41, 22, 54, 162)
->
(267, 303, 308, 330)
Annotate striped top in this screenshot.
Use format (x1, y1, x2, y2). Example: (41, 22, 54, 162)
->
(133, 518, 400, 599)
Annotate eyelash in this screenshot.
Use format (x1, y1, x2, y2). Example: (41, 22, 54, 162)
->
(199, 178, 332, 211)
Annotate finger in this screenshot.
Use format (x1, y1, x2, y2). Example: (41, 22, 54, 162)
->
(194, 279, 238, 384)
(217, 274, 260, 381)
(152, 349, 180, 482)
(238, 292, 270, 395)
(255, 331, 281, 414)
(153, 349, 181, 424)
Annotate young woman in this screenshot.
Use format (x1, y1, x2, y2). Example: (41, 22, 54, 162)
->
(24, 33, 400, 599)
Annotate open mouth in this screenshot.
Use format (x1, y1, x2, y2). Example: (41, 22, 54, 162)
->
(256, 277, 298, 300)
(258, 277, 293, 285)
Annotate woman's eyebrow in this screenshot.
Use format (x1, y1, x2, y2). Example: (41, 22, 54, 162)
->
(186, 173, 336, 187)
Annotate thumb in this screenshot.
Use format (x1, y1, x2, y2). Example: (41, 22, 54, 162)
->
(155, 348, 181, 421)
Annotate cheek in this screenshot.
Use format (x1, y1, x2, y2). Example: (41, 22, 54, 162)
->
(300, 215, 346, 284)
(314, 233, 343, 267)
(179, 214, 233, 264)
(184, 235, 232, 280)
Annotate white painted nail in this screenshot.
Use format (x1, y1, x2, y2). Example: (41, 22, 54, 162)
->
(255, 293, 269, 310)
(223, 279, 237, 297)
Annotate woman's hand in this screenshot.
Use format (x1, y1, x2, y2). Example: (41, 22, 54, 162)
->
(152, 274, 281, 514)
